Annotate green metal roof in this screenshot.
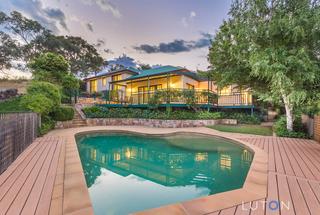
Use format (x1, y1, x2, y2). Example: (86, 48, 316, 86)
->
(115, 65, 207, 82)
(127, 66, 183, 79)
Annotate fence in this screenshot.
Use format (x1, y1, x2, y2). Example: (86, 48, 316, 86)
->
(315, 115, 320, 143)
(0, 112, 40, 174)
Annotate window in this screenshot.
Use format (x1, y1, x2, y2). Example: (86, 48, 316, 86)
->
(138, 85, 162, 104)
(113, 85, 121, 90)
(90, 80, 97, 93)
(112, 74, 121, 81)
(186, 83, 195, 90)
(219, 86, 232, 95)
(102, 77, 107, 86)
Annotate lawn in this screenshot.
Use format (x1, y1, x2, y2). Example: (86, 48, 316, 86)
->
(0, 97, 28, 112)
(208, 124, 273, 136)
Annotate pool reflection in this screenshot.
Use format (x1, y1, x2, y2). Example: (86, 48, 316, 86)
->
(77, 134, 253, 193)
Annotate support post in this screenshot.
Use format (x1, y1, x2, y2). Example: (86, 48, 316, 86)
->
(207, 77, 210, 112)
(130, 81, 133, 104)
(166, 73, 170, 112)
(108, 83, 111, 104)
(251, 106, 254, 116)
(147, 76, 150, 104)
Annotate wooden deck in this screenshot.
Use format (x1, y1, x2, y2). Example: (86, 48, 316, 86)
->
(0, 128, 320, 215)
(0, 136, 63, 215)
(215, 136, 320, 215)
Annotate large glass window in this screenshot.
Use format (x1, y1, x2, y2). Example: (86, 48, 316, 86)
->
(102, 77, 107, 86)
(112, 74, 121, 81)
(90, 80, 97, 93)
(219, 86, 232, 95)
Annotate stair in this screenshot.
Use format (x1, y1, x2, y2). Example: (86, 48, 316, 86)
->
(72, 108, 87, 127)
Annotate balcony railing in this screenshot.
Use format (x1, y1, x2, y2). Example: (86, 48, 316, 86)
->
(107, 89, 217, 105)
(218, 93, 252, 106)
(78, 90, 253, 107)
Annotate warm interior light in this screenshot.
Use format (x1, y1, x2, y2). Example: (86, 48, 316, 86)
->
(170, 83, 175, 88)
(125, 149, 131, 158)
(195, 153, 208, 162)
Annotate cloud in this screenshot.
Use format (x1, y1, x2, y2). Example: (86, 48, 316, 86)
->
(81, 0, 121, 18)
(95, 38, 105, 47)
(103, 48, 113, 54)
(134, 33, 212, 54)
(86, 22, 94, 32)
(44, 8, 68, 30)
(181, 17, 188, 27)
(10, 0, 68, 32)
(181, 11, 196, 27)
(190, 11, 196, 18)
(93, 39, 113, 54)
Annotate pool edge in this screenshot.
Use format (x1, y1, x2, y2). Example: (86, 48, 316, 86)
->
(48, 126, 268, 215)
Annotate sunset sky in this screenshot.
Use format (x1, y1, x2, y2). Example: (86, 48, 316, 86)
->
(0, 0, 232, 72)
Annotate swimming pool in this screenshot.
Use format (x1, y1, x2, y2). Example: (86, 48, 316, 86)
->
(76, 132, 253, 215)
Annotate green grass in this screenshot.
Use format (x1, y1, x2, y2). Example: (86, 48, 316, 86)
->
(0, 97, 28, 113)
(208, 124, 273, 136)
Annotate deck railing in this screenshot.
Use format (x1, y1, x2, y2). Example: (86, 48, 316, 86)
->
(106, 89, 217, 105)
(78, 90, 253, 107)
(0, 112, 40, 174)
(218, 93, 252, 106)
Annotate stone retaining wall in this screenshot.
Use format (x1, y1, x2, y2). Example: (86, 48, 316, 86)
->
(55, 120, 74, 129)
(85, 118, 237, 128)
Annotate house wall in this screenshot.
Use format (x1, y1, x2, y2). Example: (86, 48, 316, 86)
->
(86, 81, 90, 93)
(181, 76, 199, 89)
(86, 72, 134, 93)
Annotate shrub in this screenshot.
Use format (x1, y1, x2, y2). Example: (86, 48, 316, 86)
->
(83, 107, 226, 120)
(0, 97, 28, 112)
(29, 52, 69, 84)
(20, 94, 54, 115)
(197, 111, 223, 120)
(274, 116, 308, 138)
(26, 81, 61, 107)
(51, 106, 74, 121)
(39, 116, 55, 135)
(223, 112, 261, 124)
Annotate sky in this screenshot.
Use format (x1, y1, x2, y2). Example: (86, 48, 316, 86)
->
(0, 0, 232, 74)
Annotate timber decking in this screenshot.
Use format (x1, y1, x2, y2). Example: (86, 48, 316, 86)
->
(0, 136, 63, 215)
(1, 127, 320, 215)
(215, 136, 320, 215)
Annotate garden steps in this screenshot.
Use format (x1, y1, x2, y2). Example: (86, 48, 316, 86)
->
(71, 107, 87, 127)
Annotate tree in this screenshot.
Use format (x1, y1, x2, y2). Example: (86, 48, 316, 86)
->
(139, 63, 151, 70)
(0, 11, 104, 77)
(0, 32, 21, 73)
(29, 52, 69, 84)
(26, 81, 61, 107)
(209, 0, 320, 131)
(62, 74, 80, 102)
(33, 35, 104, 76)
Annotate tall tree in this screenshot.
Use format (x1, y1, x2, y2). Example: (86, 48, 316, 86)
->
(209, 0, 320, 131)
(0, 32, 21, 73)
(29, 52, 69, 84)
(0, 11, 104, 77)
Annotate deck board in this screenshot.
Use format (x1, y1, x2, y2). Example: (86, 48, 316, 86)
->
(0, 136, 61, 215)
(216, 136, 320, 215)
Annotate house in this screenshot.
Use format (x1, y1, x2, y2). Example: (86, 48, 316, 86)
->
(83, 66, 253, 109)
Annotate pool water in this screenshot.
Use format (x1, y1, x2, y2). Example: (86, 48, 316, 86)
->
(76, 133, 253, 215)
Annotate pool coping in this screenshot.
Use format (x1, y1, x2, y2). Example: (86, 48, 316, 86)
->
(48, 126, 268, 215)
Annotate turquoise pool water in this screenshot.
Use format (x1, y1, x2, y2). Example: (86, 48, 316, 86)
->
(76, 132, 253, 215)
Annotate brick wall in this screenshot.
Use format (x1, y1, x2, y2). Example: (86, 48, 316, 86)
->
(315, 115, 320, 143)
